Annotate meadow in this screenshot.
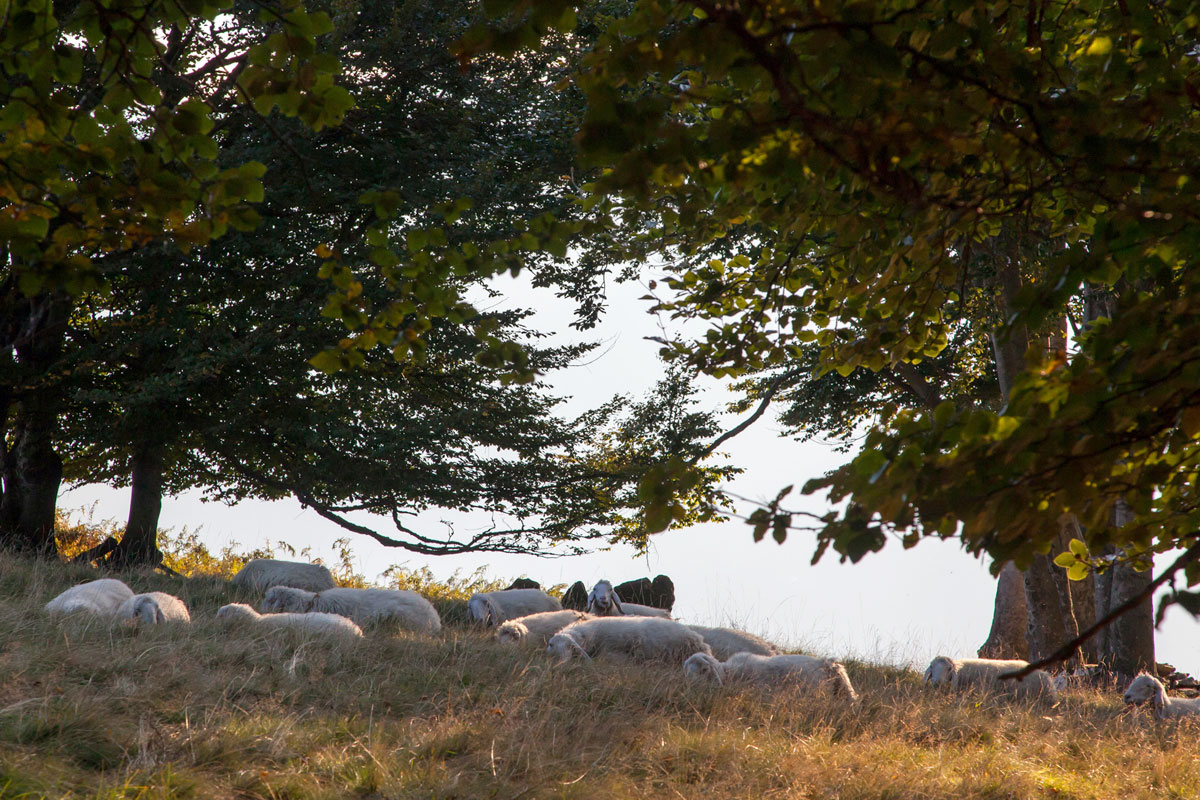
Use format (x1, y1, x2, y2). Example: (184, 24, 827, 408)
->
(0, 529, 1197, 799)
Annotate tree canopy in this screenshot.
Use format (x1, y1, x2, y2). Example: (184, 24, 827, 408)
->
(457, 0, 1200, 615)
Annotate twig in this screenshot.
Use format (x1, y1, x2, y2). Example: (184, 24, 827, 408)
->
(1004, 539, 1200, 680)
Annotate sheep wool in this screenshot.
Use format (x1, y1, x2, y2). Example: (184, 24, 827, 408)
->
(467, 588, 561, 626)
(924, 656, 1057, 703)
(686, 626, 781, 660)
(216, 603, 363, 637)
(684, 651, 859, 700)
(117, 592, 191, 625)
(231, 559, 336, 593)
(260, 586, 441, 634)
(547, 616, 711, 664)
(44, 579, 134, 616)
(496, 610, 589, 645)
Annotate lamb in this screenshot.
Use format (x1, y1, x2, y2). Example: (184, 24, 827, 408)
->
(687, 625, 781, 660)
(44, 578, 134, 616)
(216, 603, 363, 637)
(467, 588, 561, 626)
(924, 656, 1058, 702)
(231, 559, 335, 593)
(547, 616, 712, 664)
(684, 651, 859, 700)
(496, 610, 590, 645)
(1123, 673, 1200, 719)
(260, 586, 441, 633)
(116, 592, 191, 625)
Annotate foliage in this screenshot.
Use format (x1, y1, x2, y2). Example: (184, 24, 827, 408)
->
(459, 0, 1200, 610)
(0, 555, 1197, 798)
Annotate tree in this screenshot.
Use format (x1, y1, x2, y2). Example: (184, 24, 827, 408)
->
(458, 0, 1200, 670)
(0, 0, 351, 555)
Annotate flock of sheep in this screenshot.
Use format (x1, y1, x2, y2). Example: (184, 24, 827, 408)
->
(40, 559, 1199, 721)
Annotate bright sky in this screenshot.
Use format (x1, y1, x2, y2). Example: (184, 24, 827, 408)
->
(62, 269, 1200, 676)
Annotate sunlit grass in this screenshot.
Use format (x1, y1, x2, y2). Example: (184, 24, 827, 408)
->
(1, 550, 1198, 798)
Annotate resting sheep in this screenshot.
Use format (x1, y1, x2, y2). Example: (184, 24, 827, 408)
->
(117, 592, 191, 625)
(547, 616, 711, 664)
(496, 610, 590, 645)
(687, 625, 780, 660)
(1123, 673, 1200, 719)
(467, 588, 561, 626)
(217, 603, 363, 637)
(585, 579, 623, 616)
(260, 586, 441, 633)
(924, 656, 1058, 702)
(44, 578, 134, 616)
(684, 652, 859, 700)
(231, 559, 335, 593)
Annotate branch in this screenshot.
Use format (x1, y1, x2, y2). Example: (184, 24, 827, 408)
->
(1004, 539, 1200, 679)
(697, 365, 806, 460)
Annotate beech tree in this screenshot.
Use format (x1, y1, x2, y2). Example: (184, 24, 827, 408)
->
(457, 0, 1200, 672)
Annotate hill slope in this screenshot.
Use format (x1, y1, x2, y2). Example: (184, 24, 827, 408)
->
(1, 557, 1197, 799)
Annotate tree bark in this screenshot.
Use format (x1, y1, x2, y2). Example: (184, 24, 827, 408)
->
(1094, 500, 1155, 677)
(1023, 527, 1082, 665)
(111, 441, 167, 566)
(0, 294, 67, 556)
(978, 561, 1029, 658)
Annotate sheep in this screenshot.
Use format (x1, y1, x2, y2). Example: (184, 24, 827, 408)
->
(496, 610, 590, 645)
(924, 656, 1058, 702)
(231, 558, 335, 593)
(216, 603, 363, 637)
(259, 586, 441, 634)
(585, 579, 623, 616)
(684, 651, 859, 700)
(466, 588, 561, 626)
(1123, 673, 1200, 719)
(687, 625, 780, 660)
(546, 616, 711, 665)
(618, 602, 672, 618)
(116, 592, 191, 625)
(44, 578, 134, 616)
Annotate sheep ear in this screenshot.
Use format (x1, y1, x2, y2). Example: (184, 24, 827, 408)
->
(155, 606, 165, 624)
(611, 592, 624, 614)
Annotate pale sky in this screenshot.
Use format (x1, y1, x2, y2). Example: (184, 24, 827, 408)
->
(62, 269, 1200, 676)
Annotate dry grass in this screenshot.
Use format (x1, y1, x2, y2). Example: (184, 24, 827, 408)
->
(1, 556, 1198, 799)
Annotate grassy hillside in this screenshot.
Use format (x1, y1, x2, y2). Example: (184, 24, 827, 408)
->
(1, 555, 1198, 799)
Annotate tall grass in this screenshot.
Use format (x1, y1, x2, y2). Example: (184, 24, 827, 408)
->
(2, 532, 1198, 798)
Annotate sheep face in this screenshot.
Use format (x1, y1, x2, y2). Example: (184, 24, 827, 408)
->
(586, 580, 623, 616)
(260, 586, 312, 614)
(1124, 674, 1167, 707)
(496, 621, 528, 644)
(547, 633, 589, 662)
(683, 652, 724, 686)
(824, 661, 859, 701)
(924, 656, 956, 687)
(132, 597, 165, 625)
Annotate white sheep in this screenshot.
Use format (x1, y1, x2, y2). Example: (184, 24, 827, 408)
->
(585, 579, 622, 616)
(496, 610, 590, 645)
(259, 586, 441, 634)
(687, 625, 780, 660)
(116, 592, 191, 625)
(618, 602, 672, 618)
(547, 616, 711, 664)
(216, 603, 363, 637)
(684, 651, 859, 700)
(44, 578, 134, 616)
(924, 656, 1057, 702)
(467, 588, 561, 626)
(231, 559, 335, 593)
(1123, 673, 1200, 719)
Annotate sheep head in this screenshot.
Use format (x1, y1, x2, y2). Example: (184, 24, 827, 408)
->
(133, 597, 164, 625)
(586, 580, 623, 616)
(547, 633, 590, 663)
(496, 621, 528, 644)
(1124, 673, 1167, 708)
(217, 603, 260, 621)
(683, 652, 724, 686)
(261, 586, 311, 614)
(924, 656, 956, 687)
(824, 661, 859, 702)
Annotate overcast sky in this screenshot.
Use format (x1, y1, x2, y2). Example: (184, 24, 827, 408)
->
(63, 269, 1200, 675)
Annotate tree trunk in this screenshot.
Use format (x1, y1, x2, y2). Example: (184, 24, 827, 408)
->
(111, 441, 167, 567)
(978, 561, 1029, 658)
(1094, 500, 1155, 678)
(1023, 526, 1082, 666)
(1060, 514, 1099, 663)
(0, 294, 67, 557)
